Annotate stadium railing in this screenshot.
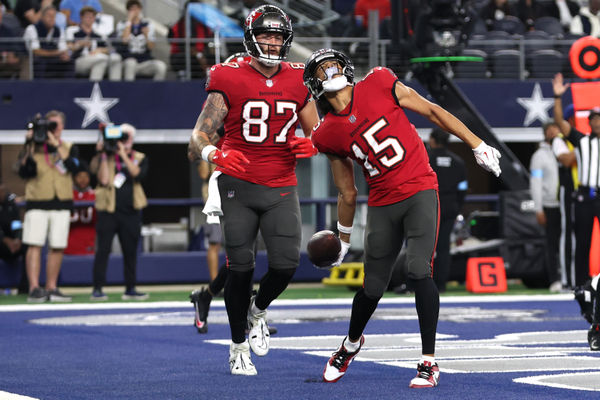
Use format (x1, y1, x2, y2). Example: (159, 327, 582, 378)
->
(0, 35, 580, 81)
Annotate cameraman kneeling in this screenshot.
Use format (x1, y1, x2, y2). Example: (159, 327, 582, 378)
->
(90, 123, 149, 300)
(18, 110, 80, 303)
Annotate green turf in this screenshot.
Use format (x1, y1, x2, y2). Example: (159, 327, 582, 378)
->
(0, 283, 556, 305)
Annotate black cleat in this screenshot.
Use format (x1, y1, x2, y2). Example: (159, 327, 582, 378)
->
(589, 324, 600, 351)
(190, 288, 211, 334)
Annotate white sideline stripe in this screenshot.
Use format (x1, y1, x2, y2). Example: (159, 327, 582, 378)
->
(0, 390, 39, 399)
(514, 372, 600, 391)
(0, 293, 574, 312)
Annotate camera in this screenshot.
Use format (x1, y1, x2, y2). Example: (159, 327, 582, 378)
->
(415, 0, 473, 57)
(102, 124, 129, 153)
(27, 117, 58, 144)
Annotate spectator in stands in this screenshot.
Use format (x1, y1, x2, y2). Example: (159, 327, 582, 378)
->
(14, 0, 53, 29)
(66, 6, 121, 81)
(23, 5, 73, 78)
(479, 0, 516, 31)
(18, 109, 79, 303)
(116, 0, 166, 81)
(89, 123, 149, 301)
(0, 4, 25, 78)
(354, 0, 390, 31)
(228, 0, 267, 27)
(168, 0, 213, 80)
(0, 182, 27, 294)
(426, 129, 468, 293)
(59, 0, 100, 26)
(570, 0, 600, 37)
(516, 0, 547, 31)
(545, 0, 580, 30)
(530, 122, 563, 292)
(225, 0, 267, 54)
(64, 162, 96, 255)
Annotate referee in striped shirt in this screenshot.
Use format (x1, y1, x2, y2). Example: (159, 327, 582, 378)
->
(553, 74, 600, 286)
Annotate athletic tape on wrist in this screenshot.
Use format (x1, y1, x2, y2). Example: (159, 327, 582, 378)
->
(337, 221, 353, 235)
(201, 145, 218, 162)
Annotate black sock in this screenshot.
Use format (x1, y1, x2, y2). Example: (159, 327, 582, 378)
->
(209, 264, 228, 296)
(593, 289, 600, 325)
(225, 269, 254, 344)
(348, 288, 380, 341)
(254, 267, 296, 310)
(409, 277, 440, 355)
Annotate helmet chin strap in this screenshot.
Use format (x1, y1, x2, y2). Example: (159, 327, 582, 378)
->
(257, 55, 281, 67)
(322, 76, 348, 92)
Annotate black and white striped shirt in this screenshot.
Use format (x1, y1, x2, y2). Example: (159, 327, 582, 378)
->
(569, 127, 600, 189)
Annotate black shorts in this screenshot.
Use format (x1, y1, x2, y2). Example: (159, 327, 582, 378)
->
(217, 174, 301, 272)
(363, 189, 439, 298)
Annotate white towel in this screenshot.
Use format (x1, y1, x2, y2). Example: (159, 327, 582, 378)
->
(203, 171, 223, 217)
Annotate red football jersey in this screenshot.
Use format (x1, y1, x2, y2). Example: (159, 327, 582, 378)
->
(206, 60, 310, 187)
(312, 67, 438, 206)
(65, 188, 96, 255)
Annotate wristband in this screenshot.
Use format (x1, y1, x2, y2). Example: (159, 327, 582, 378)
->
(201, 145, 218, 162)
(337, 221, 353, 235)
(554, 95, 561, 99)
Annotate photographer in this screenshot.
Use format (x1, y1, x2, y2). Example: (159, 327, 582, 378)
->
(89, 123, 149, 301)
(18, 109, 79, 303)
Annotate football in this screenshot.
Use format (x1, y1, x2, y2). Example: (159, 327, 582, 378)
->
(307, 230, 341, 268)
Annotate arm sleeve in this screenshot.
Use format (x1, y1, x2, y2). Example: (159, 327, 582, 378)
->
(23, 25, 40, 51)
(57, 29, 67, 51)
(529, 151, 544, 212)
(552, 136, 569, 157)
(205, 64, 231, 108)
(18, 156, 37, 178)
(567, 126, 584, 147)
(134, 155, 149, 182)
(63, 144, 81, 173)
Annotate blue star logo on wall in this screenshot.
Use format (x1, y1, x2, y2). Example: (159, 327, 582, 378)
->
(516, 83, 554, 126)
(74, 83, 119, 128)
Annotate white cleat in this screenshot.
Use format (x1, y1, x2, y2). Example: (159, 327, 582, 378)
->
(229, 341, 257, 376)
(248, 296, 270, 356)
(409, 361, 440, 388)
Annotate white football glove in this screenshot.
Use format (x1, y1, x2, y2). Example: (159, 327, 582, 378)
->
(472, 141, 502, 177)
(332, 240, 351, 267)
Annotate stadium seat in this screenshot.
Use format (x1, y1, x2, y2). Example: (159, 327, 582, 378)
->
(484, 30, 517, 54)
(471, 17, 488, 35)
(493, 16, 526, 35)
(523, 30, 554, 54)
(491, 49, 521, 78)
(528, 49, 564, 78)
(454, 49, 488, 79)
(556, 32, 584, 78)
(533, 16, 564, 37)
(466, 34, 487, 53)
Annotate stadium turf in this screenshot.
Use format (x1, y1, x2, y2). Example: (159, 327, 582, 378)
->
(0, 282, 553, 305)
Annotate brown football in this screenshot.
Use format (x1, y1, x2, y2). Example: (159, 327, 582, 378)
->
(307, 230, 341, 268)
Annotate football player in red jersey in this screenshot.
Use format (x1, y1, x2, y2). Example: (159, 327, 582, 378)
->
(187, 5, 319, 376)
(303, 49, 501, 387)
